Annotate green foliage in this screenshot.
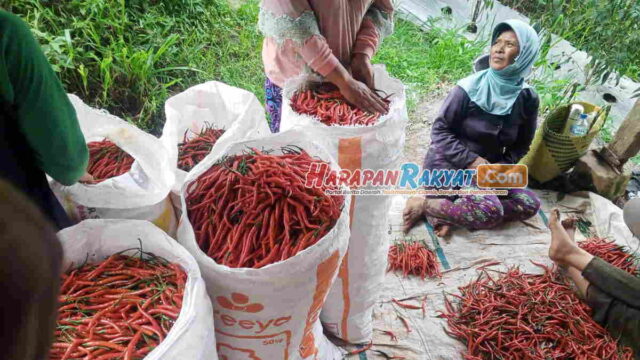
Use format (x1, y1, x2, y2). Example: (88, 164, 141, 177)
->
(3, 0, 263, 133)
(374, 18, 485, 110)
(501, 0, 640, 83)
(529, 58, 583, 115)
(600, 121, 615, 144)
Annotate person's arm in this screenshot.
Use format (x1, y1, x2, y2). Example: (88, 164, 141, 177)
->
(258, 1, 388, 114)
(430, 86, 480, 169)
(585, 281, 640, 353)
(582, 257, 640, 308)
(503, 90, 539, 164)
(258, 1, 341, 82)
(352, 0, 394, 60)
(1, 11, 88, 186)
(350, 0, 394, 88)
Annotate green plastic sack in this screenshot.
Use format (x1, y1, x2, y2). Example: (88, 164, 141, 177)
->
(519, 102, 607, 183)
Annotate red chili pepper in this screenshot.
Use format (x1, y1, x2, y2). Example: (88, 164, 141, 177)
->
(177, 125, 226, 172)
(87, 139, 134, 183)
(578, 237, 639, 275)
(291, 83, 390, 127)
(387, 240, 441, 279)
(439, 265, 634, 359)
(50, 253, 185, 360)
(185, 147, 344, 268)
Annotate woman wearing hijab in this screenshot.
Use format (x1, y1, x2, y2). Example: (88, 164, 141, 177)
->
(548, 203, 640, 358)
(403, 19, 541, 236)
(258, 0, 393, 133)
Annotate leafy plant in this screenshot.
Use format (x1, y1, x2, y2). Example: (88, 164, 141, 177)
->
(500, 0, 640, 83)
(373, 18, 485, 111)
(3, 0, 264, 133)
(600, 121, 615, 144)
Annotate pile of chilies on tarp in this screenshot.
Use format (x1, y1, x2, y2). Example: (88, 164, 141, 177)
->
(177, 125, 226, 172)
(185, 146, 344, 268)
(51, 251, 185, 360)
(387, 240, 441, 279)
(290, 83, 391, 127)
(578, 237, 640, 276)
(440, 237, 639, 359)
(87, 139, 134, 183)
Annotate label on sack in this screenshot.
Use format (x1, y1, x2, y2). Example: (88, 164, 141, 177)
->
(212, 250, 341, 360)
(214, 293, 292, 359)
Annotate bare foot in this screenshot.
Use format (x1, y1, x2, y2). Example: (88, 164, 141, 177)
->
(561, 217, 577, 241)
(548, 209, 580, 267)
(423, 198, 450, 219)
(434, 224, 451, 237)
(403, 196, 425, 234)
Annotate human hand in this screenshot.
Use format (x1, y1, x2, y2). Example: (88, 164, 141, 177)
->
(78, 172, 95, 184)
(338, 77, 389, 115)
(351, 53, 375, 89)
(467, 156, 489, 170)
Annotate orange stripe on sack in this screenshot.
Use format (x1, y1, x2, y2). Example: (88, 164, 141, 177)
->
(337, 137, 362, 341)
(298, 250, 342, 358)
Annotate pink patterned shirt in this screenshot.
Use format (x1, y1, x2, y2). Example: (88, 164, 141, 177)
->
(258, 0, 394, 87)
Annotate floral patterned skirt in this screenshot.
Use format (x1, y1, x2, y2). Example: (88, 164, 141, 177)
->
(264, 77, 282, 133)
(426, 188, 541, 230)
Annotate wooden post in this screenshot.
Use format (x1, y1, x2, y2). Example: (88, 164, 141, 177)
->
(571, 98, 640, 200)
(600, 99, 640, 168)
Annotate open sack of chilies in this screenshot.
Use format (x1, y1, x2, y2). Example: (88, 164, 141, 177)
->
(54, 219, 216, 359)
(177, 129, 353, 360)
(281, 65, 409, 344)
(50, 95, 177, 236)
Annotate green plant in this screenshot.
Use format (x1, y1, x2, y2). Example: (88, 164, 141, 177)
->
(501, 0, 640, 83)
(600, 121, 615, 144)
(529, 56, 583, 115)
(373, 18, 485, 111)
(3, 0, 263, 133)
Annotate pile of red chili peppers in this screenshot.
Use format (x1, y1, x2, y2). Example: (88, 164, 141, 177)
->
(177, 126, 226, 172)
(291, 84, 390, 126)
(387, 240, 441, 279)
(50, 252, 185, 360)
(186, 146, 344, 268)
(578, 237, 639, 276)
(440, 263, 634, 359)
(87, 139, 134, 183)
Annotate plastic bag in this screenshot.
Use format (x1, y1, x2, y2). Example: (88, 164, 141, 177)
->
(57, 219, 217, 359)
(51, 95, 177, 235)
(281, 65, 409, 343)
(177, 129, 349, 359)
(160, 81, 270, 192)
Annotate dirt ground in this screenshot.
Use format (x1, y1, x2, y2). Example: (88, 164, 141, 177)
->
(401, 84, 452, 165)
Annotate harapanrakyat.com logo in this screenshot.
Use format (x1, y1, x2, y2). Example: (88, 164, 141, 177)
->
(304, 163, 528, 196)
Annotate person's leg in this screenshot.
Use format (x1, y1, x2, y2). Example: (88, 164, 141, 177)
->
(264, 77, 283, 133)
(548, 209, 594, 272)
(500, 188, 541, 222)
(425, 214, 454, 237)
(403, 196, 455, 236)
(430, 193, 504, 230)
(548, 215, 592, 296)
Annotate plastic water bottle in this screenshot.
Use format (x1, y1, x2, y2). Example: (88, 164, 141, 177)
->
(570, 113, 590, 136)
(564, 104, 584, 134)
